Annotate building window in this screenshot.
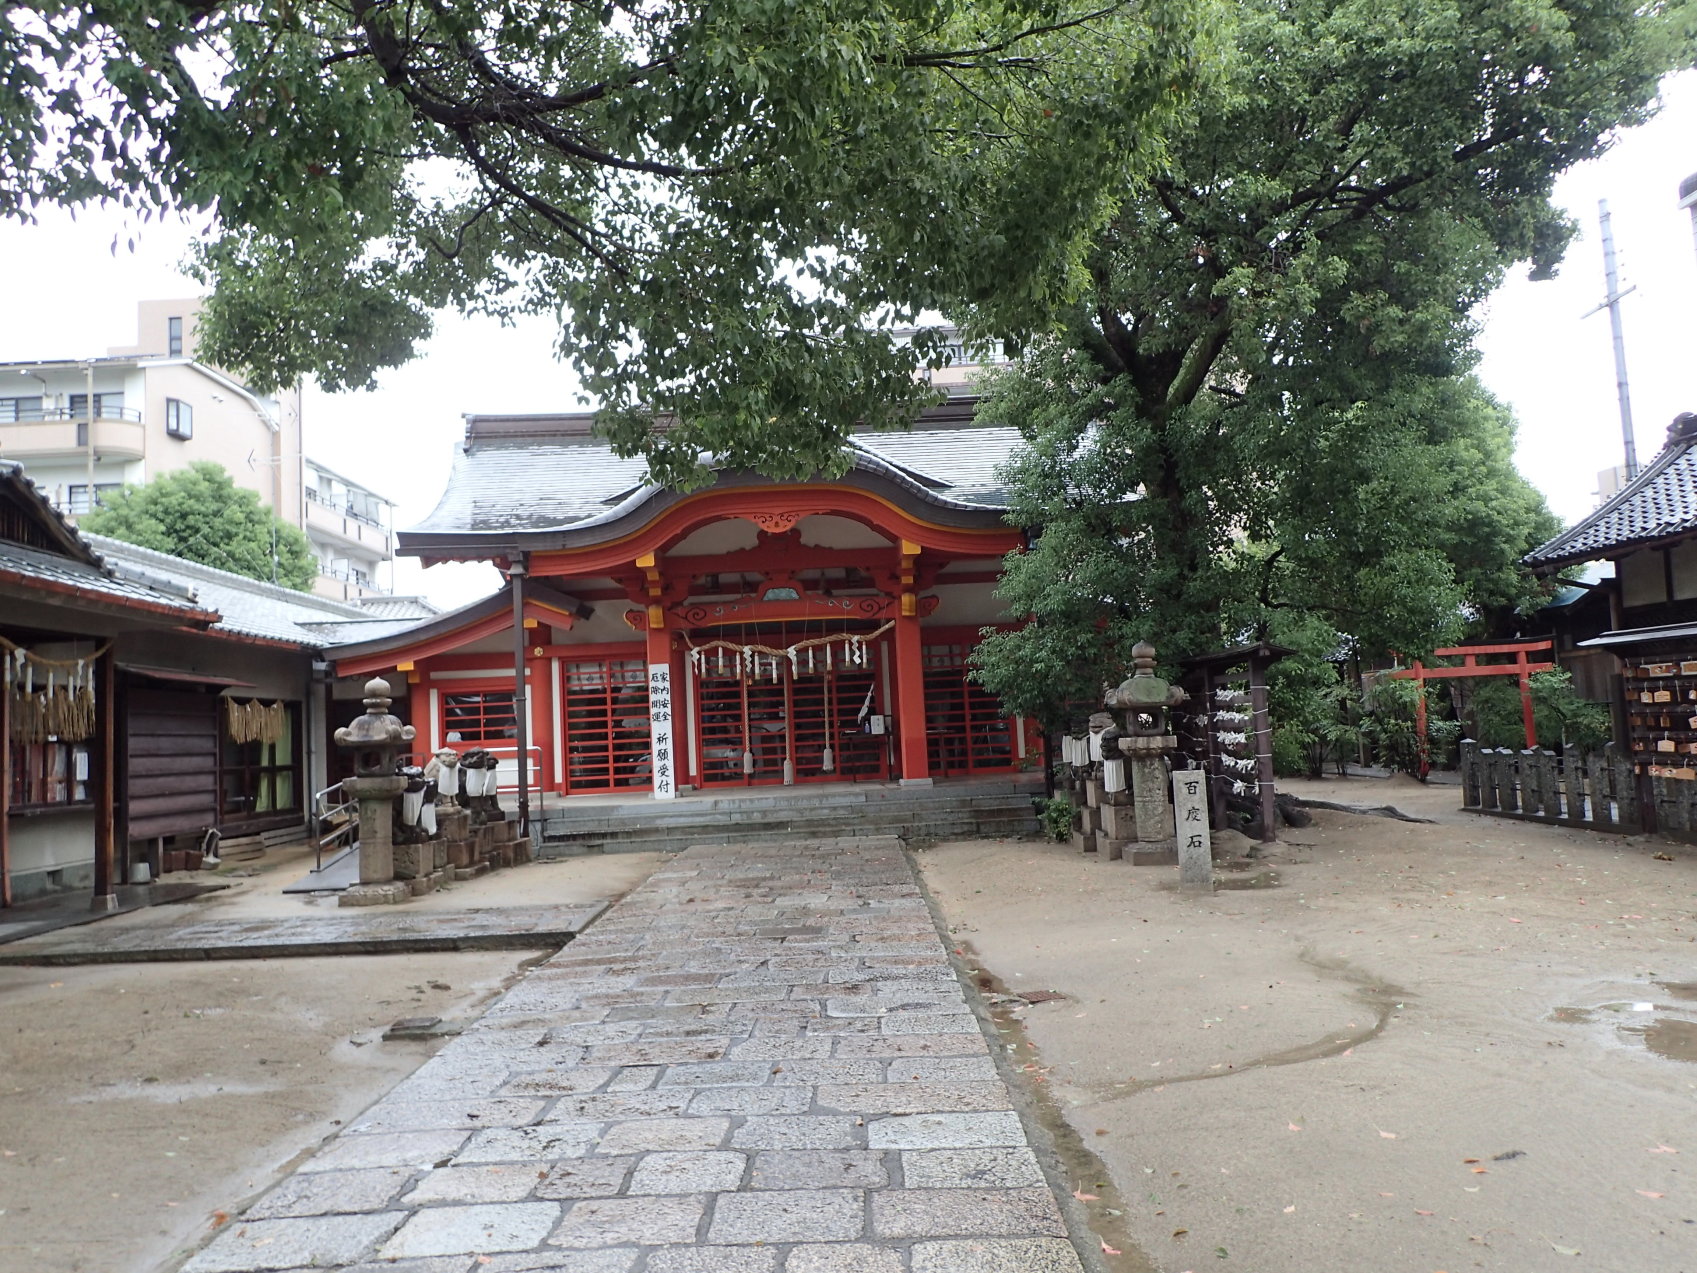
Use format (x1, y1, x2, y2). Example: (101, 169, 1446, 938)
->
(65, 483, 121, 515)
(0, 396, 43, 422)
(220, 700, 301, 819)
(68, 393, 124, 419)
(165, 398, 193, 439)
(167, 316, 183, 357)
(7, 739, 90, 809)
(442, 691, 516, 745)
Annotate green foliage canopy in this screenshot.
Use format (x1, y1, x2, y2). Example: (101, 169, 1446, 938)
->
(972, 0, 1688, 726)
(82, 462, 316, 591)
(1, 0, 1208, 484)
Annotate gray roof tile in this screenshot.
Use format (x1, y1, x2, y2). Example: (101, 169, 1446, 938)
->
(86, 535, 371, 646)
(1527, 420, 1697, 567)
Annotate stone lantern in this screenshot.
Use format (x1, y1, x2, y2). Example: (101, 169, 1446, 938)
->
(334, 677, 416, 906)
(1103, 641, 1185, 852)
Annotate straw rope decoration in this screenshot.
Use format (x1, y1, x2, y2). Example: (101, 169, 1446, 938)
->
(225, 698, 287, 746)
(683, 622, 896, 683)
(0, 636, 109, 744)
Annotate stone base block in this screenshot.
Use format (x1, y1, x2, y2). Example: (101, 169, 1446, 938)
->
(1100, 804, 1137, 840)
(1070, 829, 1098, 854)
(490, 819, 515, 844)
(406, 875, 435, 897)
(392, 843, 428, 880)
(1100, 837, 1129, 862)
(1078, 806, 1100, 835)
(512, 836, 533, 863)
(1128, 844, 1178, 866)
(1084, 779, 1102, 809)
(339, 881, 411, 907)
(446, 840, 473, 869)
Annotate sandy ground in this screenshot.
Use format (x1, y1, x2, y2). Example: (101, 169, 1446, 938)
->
(0, 847, 663, 1273)
(918, 775, 1697, 1273)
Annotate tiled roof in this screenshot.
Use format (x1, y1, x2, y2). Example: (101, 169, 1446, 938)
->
(0, 540, 217, 620)
(401, 398, 1019, 551)
(348, 595, 441, 620)
(86, 535, 371, 646)
(1527, 416, 1697, 568)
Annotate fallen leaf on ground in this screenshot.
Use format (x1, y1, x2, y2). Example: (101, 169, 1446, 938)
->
(1173, 1228, 1189, 1238)
(1648, 1145, 1679, 1154)
(1102, 1239, 1122, 1255)
(209, 1211, 229, 1229)
(1415, 1209, 1435, 1216)
(1378, 1191, 1395, 1197)
(1636, 1190, 1665, 1199)
(1550, 1243, 1581, 1256)
(1283, 1205, 1296, 1213)
(1288, 1122, 1303, 1132)
(1507, 918, 1522, 924)
(1471, 1167, 1488, 1174)
(1462, 1158, 1480, 1164)
(1380, 1131, 1399, 1139)
(1073, 1189, 1099, 1202)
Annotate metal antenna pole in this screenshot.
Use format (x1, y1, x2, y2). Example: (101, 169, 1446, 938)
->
(1583, 199, 1639, 480)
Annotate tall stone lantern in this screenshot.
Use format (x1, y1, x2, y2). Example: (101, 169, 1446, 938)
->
(1103, 642, 1184, 850)
(335, 678, 416, 906)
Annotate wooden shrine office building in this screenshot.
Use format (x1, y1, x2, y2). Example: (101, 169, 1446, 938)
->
(336, 398, 1040, 804)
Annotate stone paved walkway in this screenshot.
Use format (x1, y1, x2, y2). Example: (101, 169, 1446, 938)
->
(179, 837, 1086, 1273)
(0, 903, 607, 965)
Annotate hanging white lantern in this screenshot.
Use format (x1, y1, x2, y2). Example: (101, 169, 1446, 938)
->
(742, 749, 756, 774)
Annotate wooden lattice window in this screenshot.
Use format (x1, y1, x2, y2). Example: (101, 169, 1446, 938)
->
(441, 691, 516, 746)
(923, 643, 1016, 775)
(562, 659, 650, 792)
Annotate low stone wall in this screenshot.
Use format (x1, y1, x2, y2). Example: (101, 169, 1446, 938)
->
(1457, 740, 1639, 832)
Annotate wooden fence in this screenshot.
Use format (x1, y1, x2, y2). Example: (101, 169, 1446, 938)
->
(1457, 739, 1639, 832)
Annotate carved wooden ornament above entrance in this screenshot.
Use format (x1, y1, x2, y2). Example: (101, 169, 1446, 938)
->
(744, 511, 806, 534)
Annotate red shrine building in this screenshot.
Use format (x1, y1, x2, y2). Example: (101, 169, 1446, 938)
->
(326, 398, 1039, 801)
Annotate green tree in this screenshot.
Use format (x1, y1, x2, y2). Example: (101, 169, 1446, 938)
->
(83, 462, 316, 591)
(971, 0, 1686, 725)
(2, 0, 1207, 484)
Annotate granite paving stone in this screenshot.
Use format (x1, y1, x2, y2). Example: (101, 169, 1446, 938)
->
(784, 1244, 907, 1273)
(181, 1213, 406, 1272)
(245, 1167, 414, 1218)
(705, 1188, 865, 1243)
(170, 838, 1088, 1273)
(549, 1195, 707, 1247)
(381, 1203, 561, 1258)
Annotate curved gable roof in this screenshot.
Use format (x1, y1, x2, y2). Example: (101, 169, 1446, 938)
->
(1527, 414, 1697, 570)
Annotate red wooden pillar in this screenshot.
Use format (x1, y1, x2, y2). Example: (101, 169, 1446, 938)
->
(407, 671, 431, 754)
(527, 653, 553, 796)
(91, 645, 117, 911)
(894, 607, 929, 785)
(1519, 656, 1538, 749)
(1412, 660, 1429, 780)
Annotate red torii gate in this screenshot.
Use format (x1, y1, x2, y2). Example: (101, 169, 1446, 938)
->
(1387, 641, 1557, 777)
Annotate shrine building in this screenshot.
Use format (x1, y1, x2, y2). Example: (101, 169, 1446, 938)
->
(325, 397, 1040, 804)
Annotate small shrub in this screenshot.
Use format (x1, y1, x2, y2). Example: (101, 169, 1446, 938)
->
(1038, 795, 1075, 842)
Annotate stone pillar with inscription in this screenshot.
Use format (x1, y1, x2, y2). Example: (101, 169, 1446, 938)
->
(1172, 767, 1214, 893)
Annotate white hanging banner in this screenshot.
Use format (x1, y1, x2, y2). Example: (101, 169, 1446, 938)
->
(648, 663, 677, 800)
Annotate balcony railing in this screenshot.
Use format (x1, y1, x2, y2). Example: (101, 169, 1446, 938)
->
(324, 565, 373, 587)
(0, 405, 145, 423)
(305, 485, 387, 530)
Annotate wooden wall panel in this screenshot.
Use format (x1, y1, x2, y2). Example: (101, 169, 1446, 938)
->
(124, 687, 219, 843)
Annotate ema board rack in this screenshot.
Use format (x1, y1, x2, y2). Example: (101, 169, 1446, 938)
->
(1624, 657, 1697, 778)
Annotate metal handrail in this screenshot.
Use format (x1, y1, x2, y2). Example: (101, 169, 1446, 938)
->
(0, 405, 144, 423)
(313, 781, 358, 871)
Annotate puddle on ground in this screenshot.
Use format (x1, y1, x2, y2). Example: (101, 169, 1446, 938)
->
(959, 942, 1157, 1273)
(1625, 1017, 1697, 1063)
(1549, 995, 1697, 1064)
(1214, 869, 1281, 890)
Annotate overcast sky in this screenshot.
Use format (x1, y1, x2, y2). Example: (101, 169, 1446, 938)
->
(1, 70, 1693, 610)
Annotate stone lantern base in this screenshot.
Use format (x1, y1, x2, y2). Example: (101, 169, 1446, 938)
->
(341, 881, 412, 907)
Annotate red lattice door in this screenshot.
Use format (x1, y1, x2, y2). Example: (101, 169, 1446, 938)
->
(561, 658, 650, 793)
(923, 643, 1016, 775)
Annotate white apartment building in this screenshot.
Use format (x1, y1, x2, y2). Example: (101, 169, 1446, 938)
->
(303, 456, 396, 601)
(0, 300, 395, 601)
